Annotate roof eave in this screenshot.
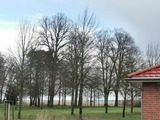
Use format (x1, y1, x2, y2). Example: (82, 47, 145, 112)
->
(125, 77, 160, 83)
(127, 64, 160, 78)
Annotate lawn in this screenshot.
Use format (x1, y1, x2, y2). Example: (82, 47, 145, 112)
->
(0, 104, 141, 120)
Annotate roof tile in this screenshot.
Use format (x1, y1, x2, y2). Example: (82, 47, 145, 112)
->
(128, 64, 160, 78)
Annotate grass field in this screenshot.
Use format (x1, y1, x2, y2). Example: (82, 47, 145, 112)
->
(0, 104, 141, 120)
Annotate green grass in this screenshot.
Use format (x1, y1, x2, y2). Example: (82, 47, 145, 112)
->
(0, 104, 141, 120)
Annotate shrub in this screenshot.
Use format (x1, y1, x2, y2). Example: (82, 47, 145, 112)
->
(134, 100, 141, 107)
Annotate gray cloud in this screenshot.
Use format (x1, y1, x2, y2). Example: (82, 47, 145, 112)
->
(1, 0, 160, 53)
(85, 0, 160, 52)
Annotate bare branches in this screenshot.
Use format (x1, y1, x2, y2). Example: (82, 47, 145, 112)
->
(12, 20, 37, 119)
(38, 13, 72, 107)
(0, 10, 146, 120)
(146, 43, 160, 66)
(39, 13, 72, 53)
(15, 20, 36, 66)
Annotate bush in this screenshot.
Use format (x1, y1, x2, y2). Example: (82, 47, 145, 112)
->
(134, 100, 141, 107)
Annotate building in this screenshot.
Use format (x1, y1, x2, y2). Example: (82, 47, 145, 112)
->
(126, 64, 160, 120)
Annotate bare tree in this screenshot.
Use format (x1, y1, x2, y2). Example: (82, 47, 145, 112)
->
(113, 28, 137, 107)
(96, 30, 116, 113)
(56, 10, 96, 118)
(27, 49, 48, 108)
(120, 45, 141, 117)
(85, 68, 101, 107)
(65, 27, 80, 115)
(146, 43, 160, 66)
(11, 20, 36, 119)
(0, 53, 9, 103)
(39, 13, 71, 107)
(76, 9, 96, 119)
(125, 47, 143, 113)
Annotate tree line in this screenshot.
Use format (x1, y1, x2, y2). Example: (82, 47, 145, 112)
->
(0, 9, 158, 119)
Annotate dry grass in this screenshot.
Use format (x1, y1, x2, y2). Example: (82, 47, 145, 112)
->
(35, 110, 108, 120)
(35, 113, 107, 120)
(36, 111, 51, 120)
(35, 111, 70, 120)
(0, 104, 141, 120)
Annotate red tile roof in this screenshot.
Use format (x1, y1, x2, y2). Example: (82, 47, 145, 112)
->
(128, 64, 160, 78)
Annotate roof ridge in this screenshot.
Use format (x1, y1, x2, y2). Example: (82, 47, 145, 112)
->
(128, 64, 160, 78)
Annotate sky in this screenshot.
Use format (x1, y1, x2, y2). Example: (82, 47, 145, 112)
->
(0, 0, 160, 53)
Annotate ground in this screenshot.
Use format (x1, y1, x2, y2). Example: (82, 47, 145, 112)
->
(0, 104, 141, 120)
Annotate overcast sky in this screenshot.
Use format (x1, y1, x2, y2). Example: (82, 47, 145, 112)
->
(0, 0, 160, 53)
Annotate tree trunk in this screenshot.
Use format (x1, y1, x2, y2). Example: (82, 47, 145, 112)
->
(38, 97, 40, 107)
(29, 62, 32, 106)
(122, 94, 126, 118)
(64, 94, 66, 106)
(48, 62, 56, 107)
(49, 76, 55, 107)
(47, 81, 50, 107)
(18, 70, 24, 119)
(130, 87, 134, 113)
(90, 88, 92, 107)
(71, 87, 74, 115)
(32, 98, 35, 105)
(104, 92, 109, 113)
(79, 83, 83, 120)
(62, 92, 64, 106)
(58, 78, 62, 105)
(0, 89, 3, 103)
(58, 90, 61, 105)
(79, 58, 84, 119)
(63, 87, 67, 106)
(41, 89, 44, 110)
(98, 92, 100, 107)
(94, 89, 96, 107)
(0, 78, 6, 104)
(18, 86, 23, 119)
(35, 98, 37, 106)
(30, 97, 32, 106)
(49, 95, 54, 107)
(74, 85, 78, 106)
(114, 90, 119, 107)
(87, 92, 89, 106)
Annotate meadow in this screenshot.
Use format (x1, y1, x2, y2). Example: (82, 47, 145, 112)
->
(0, 104, 141, 120)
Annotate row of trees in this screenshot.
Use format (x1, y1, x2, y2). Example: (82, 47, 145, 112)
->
(0, 10, 158, 119)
